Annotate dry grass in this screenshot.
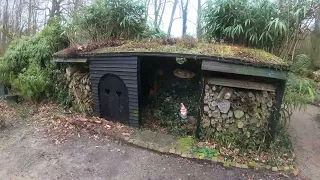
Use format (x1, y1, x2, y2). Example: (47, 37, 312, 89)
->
(54, 38, 288, 69)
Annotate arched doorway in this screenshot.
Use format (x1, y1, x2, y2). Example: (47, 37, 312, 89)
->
(98, 74, 129, 124)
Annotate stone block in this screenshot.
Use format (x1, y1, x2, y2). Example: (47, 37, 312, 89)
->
(241, 164, 248, 169)
(128, 139, 135, 144)
(272, 167, 278, 172)
(223, 162, 230, 167)
(248, 161, 255, 168)
(211, 157, 217, 162)
(175, 149, 182, 155)
(169, 149, 176, 154)
(159, 147, 165, 153)
(283, 166, 290, 172)
(235, 163, 242, 168)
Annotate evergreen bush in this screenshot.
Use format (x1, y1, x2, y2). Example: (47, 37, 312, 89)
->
(0, 19, 69, 103)
(67, 0, 147, 43)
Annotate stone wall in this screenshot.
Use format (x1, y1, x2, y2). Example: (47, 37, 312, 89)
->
(202, 80, 275, 147)
(66, 67, 93, 113)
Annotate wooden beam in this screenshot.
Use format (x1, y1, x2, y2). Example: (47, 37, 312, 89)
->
(202, 60, 287, 80)
(53, 57, 87, 63)
(207, 77, 276, 92)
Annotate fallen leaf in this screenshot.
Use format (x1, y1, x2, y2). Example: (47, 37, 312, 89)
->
(104, 125, 111, 129)
(292, 167, 299, 176)
(79, 118, 88, 122)
(122, 132, 130, 136)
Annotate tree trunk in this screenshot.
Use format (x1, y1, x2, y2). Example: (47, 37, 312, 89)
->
(145, 0, 151, 19)
(2, 0, 9, 44)
(15, 0, 23, 36)
(196, 0, 202, 40)
(158, 0, 167, 28)
(50, 0, 62, 19)
(181, 0, 189, 38)
(154, 0, 159, 28)
(33, 4, 37, 35)
(167, 0, 178, 35)
(74, 0, 81, 11)
(311, 8, 320, 68)
(27, 0, 33, 35)
(49, 0, 56, 18)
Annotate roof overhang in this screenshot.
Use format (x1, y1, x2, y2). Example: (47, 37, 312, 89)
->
(53, 57, 88, 63)
(202, 60, 287, 80)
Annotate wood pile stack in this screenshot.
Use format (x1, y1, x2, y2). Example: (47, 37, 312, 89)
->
(202, 81, 276, 145)
(66, 67, 93, 113)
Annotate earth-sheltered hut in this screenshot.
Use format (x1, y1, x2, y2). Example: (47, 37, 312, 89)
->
(53, 39, 289, 137)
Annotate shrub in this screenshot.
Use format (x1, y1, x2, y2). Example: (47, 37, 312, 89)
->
(203, 0, 313, 57)
(140, 28, 168, 39)
(0, 19, 69, 102)
(281, 73, 318, 127)
(12, 63, 47, 100)
(290, 54, 311, 74)
(204, 0, 281, 49)
(67, 0, 147, 43)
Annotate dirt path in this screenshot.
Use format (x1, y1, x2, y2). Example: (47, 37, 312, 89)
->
(289, 105, 320, 180)
(0, 117, 297, 180)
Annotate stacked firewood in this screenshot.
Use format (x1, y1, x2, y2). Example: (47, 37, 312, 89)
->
(66, 67, 93, 113)
(202, 82, 275, 144)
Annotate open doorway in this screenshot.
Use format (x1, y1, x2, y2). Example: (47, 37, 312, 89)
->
(139, 56, 202, 136)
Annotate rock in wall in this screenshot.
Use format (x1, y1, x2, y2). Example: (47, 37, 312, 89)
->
(202, 81, 275, 148)
(66, 67, 93, 113)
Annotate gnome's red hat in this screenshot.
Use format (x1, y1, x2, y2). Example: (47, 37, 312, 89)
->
(180, 103, 187, 113)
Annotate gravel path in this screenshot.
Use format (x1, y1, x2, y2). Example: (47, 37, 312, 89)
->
(289, 105, 320, 180)
(0, 118, 297, 180)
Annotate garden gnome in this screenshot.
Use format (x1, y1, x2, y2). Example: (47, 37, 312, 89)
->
(180, 103, 188, 122)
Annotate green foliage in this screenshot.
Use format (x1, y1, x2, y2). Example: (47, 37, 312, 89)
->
(146, 90, 200, 136)
(214, 131, 267, 151)
(45, 63, 73, 108)
(290, 54, 311, 74)
(268, 129, 294, 166)
(282, 73, 318, 126)
(176, 137, 195, 152)
(67, 0, 147, 43)
(311, 27, 320, 68)
(143, 78, 201, 136)
(203, 0, 312, 56)
(204, 0, 281, 49)
(140, 28, 168, 39)
(0, 19, 69, 102)
(193, 146, 219, 159)
(150, 83, 200, 123)
(12, 63, 47, 100)
(284, 74, 317, 110)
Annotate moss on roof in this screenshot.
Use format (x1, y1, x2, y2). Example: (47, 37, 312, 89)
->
(54, 39, 289, 69)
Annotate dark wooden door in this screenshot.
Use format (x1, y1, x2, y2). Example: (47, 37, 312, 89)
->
(99, 74, 129, 124)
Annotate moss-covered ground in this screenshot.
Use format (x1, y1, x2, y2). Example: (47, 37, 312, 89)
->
(55, 38, 288, 69)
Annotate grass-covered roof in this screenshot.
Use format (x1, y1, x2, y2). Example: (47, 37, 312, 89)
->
(54, 38, 288, 69)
